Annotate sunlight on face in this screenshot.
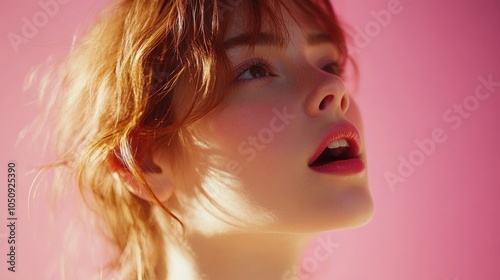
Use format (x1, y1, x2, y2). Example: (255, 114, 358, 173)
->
(175, 1, 374, 235)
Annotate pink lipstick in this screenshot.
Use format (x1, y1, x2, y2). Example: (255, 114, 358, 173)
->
(308, 122, 365, 175)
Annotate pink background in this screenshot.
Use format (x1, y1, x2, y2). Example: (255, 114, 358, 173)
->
(1, 0, 499, 279)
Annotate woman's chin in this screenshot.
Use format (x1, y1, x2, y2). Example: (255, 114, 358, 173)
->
(322, 194, 375, 231)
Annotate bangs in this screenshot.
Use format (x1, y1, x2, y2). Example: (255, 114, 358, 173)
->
(138, 0, 350, 144)
(217, 0, 349, 66)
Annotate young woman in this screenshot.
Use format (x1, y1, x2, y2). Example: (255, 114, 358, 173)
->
(40, 0, 374, 278)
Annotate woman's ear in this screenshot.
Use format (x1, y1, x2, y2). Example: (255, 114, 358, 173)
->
(109, 146, 175, 202)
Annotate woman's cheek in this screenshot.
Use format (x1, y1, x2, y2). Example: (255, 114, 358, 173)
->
(205, 102, 294, 169)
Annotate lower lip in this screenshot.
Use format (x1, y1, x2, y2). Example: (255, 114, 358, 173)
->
(309, 158, 365, 175)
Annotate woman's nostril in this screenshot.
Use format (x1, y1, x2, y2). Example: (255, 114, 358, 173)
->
(319, 95, 334, 110)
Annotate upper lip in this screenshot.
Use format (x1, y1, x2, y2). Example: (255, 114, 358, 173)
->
(308, 122, 362, 166)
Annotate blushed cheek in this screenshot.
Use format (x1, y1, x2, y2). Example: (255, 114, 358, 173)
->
(198, 101, 297, 179)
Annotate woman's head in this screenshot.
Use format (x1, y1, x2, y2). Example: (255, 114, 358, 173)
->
(46, 0, 373, 277)
(163, 0, 374, 235)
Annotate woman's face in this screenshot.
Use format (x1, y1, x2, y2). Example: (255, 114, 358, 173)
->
(176, 3, 373, 234)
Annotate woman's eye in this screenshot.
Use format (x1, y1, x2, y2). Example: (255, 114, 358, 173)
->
(322, 61, 342, 76)
(236, 62, 272, 81)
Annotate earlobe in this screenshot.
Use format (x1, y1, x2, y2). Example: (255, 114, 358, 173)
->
(140, 168, 175, 202)
(109, 147, 175, 202)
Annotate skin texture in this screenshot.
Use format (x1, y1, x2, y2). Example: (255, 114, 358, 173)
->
(141, 2, 374, 279)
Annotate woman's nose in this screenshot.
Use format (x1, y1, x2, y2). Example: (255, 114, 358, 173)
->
(303, 71, 350, 118)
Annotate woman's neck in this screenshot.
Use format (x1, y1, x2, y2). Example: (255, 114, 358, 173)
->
(165, 232, 311, 280)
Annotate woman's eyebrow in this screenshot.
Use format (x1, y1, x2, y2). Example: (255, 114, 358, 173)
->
(223, 32, 285, 50)
(223, 32, 333, 50)
(307, 33, 334, 46)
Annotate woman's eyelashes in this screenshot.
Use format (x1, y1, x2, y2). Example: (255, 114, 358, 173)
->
(321, 61, 343, 77)
(235, 58, 274, 81)
(233, 58, 343, 83)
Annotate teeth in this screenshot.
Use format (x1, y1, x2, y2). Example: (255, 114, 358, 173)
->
(327, 139, 349, 149)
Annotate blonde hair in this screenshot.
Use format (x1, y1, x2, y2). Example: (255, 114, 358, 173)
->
(37, 0, 351, 278)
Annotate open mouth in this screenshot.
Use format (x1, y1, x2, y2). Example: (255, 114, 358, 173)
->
(309, 138, 357, 167)
(308, 122, 365, 175)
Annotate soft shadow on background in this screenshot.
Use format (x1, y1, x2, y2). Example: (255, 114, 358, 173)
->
(1, 0, 499, 279)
